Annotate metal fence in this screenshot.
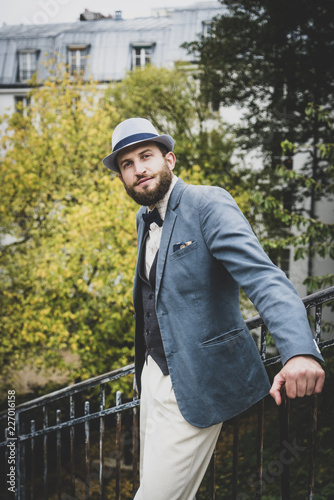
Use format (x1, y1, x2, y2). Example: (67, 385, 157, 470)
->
(1, 286, 334, 500)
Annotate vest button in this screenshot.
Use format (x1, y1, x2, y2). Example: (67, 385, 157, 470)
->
(146, 312, 151, 318)
(149, 294, 153, 300)
(146, 329, 150, 335)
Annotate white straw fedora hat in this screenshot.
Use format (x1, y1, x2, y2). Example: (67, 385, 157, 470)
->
(102, 117, 174, 173)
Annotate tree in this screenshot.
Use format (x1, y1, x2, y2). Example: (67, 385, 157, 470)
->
(0, 66, 138, 386)
(108, 64, 242, 194)
(185, 0, 334, 167)
(259, 106, 334, 293)
(0, 63, 241, 388)
(185, 1, 334, 289)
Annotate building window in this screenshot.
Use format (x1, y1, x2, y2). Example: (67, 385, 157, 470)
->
(202, 21, 213, 37)
(14, 95, 31, 113)
(67, 45, 90, 77)
(17, 50, 38, 82)
(131, 44, 154, 69)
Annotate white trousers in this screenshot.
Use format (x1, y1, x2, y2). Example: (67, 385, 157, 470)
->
(134, 356, 223, 500)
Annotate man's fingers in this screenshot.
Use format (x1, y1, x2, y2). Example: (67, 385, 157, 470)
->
(270, 357, 325, 404)
(286, 374, 307, 399)
(269, 374, 285, 405)
(314, 369, 325, 394)
(292, 364, 325, 398)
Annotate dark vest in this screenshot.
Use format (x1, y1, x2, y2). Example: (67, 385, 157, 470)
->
(139, 233, 169, 375)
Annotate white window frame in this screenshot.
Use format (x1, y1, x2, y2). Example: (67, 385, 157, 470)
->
(67, 45, 90, 77)
(202, 20, 213, 37)
(131, 43, 155, 69)
(14, 95, 30, 113)
(18, 50, 38, 82)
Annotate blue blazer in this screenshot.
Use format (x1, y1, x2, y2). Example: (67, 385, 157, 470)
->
(133, 179, 323, 428)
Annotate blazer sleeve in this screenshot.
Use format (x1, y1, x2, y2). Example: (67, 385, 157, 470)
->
(197, 186, 324, 365)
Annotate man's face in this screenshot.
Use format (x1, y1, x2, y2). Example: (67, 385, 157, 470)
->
(117, 142, 176, 207)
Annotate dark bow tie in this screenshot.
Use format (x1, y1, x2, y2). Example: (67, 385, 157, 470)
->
(142, 208, 163, 228)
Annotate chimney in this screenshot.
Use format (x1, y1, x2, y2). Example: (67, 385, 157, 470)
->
(80, 9, 112, 21)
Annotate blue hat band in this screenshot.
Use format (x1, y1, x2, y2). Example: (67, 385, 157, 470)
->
(113, 132, 158, 153)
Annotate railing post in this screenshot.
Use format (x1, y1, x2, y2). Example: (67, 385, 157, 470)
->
(21, 421, 26, 500)
(99, 384, 105, 499)
(308, 304, 322, 499)
(31, 420, 35, 499)
(255, 323, 267, 499)
(85, 401, 90, 500)
(308, 393, 318, 500)
(314, 304, 322, 345)
(260, 324, 267, 362)
(132, 380, 139, 496)
(232, 416, 239, 499)
(209, 448, 216, 500)
(279, 390, 290, 500)
(116, 391, 122, 500)
(255, 399, 265, 500)
(4, 428, 8, 500)
(15, 409, 22, 499)
(56, 410, 61, 500)
(69, 395, 75, 498)
(43, 406, 48, 500)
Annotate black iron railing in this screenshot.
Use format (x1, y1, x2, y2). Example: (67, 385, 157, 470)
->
(1, 286, 334, 500)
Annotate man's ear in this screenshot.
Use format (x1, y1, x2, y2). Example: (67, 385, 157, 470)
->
(166, 151, 176, 171)
(118, 174, 124, 184)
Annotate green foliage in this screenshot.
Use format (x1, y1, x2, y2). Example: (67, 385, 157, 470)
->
(0, 67, 139, 386)
(108, 64, 240, 191)
(249, 105, 334, 292)
(0, 63, 243, 388)
(185, 0, 334, 166)
(184, 1, 334, 292)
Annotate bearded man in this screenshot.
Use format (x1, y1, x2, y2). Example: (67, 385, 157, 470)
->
(102, 118, 324, 500)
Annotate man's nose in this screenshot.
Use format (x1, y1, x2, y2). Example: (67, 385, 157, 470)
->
(134, 161, 146, 176)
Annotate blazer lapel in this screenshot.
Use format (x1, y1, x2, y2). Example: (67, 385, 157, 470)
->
(133, 179, 188, 301)
(155, 178, 188, 297)
(133, 207, 147, 303)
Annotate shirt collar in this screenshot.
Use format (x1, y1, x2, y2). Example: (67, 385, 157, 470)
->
(148, 175, 178, 221)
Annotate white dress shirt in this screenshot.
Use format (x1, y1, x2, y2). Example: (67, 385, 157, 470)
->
(145, 175, 178, 278)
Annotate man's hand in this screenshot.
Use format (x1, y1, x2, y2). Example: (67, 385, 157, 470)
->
(269, 355, 325, 405)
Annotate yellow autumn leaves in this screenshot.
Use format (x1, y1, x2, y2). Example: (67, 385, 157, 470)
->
(0, 63, 238, 389)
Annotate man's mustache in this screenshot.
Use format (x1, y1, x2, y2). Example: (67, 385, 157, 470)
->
(135, 175, 155, 187)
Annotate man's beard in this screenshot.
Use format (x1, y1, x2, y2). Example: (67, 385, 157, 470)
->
(123, 160, 173, 206)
